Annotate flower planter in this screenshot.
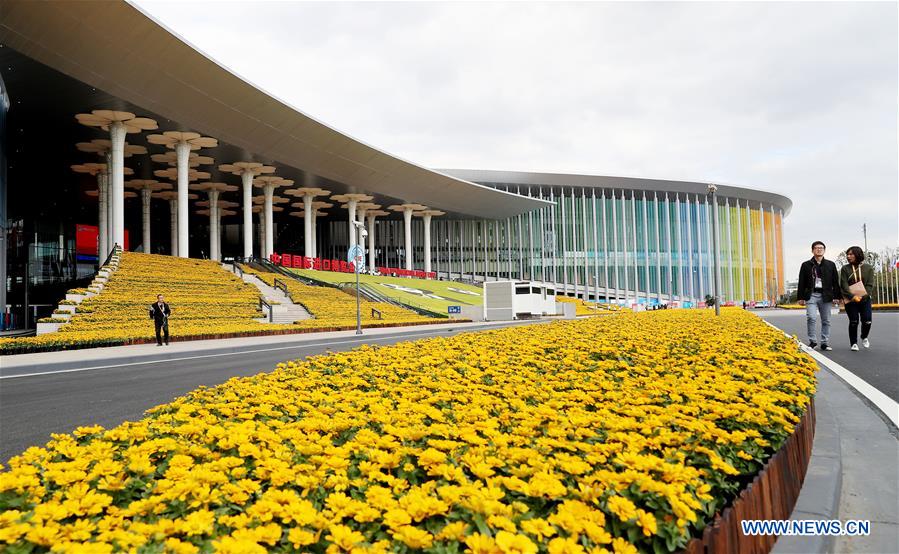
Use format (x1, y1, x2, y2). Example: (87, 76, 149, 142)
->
(51, 312, 72, 322)
(65, 294, 86, 303)
(56, 304, 77, 314)
(36, 321, 65, 335)
(94, 276, 108, 284)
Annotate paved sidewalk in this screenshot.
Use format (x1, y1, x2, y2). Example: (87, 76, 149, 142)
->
(0, 318, 542, 376)
(774, 366, 899, 553)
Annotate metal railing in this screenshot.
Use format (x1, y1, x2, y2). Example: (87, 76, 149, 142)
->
(259, 297, 274, 323)
(273, 278, 290, 297)
(231, 260, 244, 278)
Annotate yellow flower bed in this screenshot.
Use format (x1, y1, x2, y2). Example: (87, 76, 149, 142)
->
(0, 310, 816, 553)
(0, 253, 296, 353)
(0, 256, 445, 354)
(239, 265, 433, 327)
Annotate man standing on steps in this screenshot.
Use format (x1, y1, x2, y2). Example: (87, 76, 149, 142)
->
(797, 241, 841, 351)
(149, 294, 171, 346)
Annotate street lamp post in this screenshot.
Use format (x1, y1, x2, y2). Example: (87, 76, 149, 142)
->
(351, 220, 368, 335)
(708, 184, 721, 316)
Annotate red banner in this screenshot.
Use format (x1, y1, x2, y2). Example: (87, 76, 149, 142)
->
(271, 253, 436, 279)
(76, 224, 130, 255)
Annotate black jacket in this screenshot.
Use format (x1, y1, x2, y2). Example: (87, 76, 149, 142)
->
(797, 257, 840, 302)
(149, 302, 171, 324)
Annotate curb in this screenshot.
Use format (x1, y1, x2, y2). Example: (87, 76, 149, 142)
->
(771, 384, 842, 554)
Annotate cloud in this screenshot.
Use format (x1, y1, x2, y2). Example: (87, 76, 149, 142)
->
(136, 0, 898, 278)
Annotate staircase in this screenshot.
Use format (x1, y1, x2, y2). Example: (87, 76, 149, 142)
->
(223, 264, 312, 324)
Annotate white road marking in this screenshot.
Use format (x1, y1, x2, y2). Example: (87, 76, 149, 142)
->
(762, 319, 899, 429)
(0, 320, 539, 380)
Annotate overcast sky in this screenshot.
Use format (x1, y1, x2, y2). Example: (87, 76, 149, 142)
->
(136, 1, 897, 279)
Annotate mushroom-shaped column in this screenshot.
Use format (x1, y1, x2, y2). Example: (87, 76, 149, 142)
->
(220, 162, 276, 259)
(153, 166, 211, 257)
(153, 190, 198, 256)
(194, 183, 238, 261)
(125, 180, 171, 254)
(365, 210, 390, 270)
(252, 206, 265, 258)
(213, 202, 240, 260)
(414, 210, 445, 276)
(151, 151, 214, 168)
(76, 140, 146, 254)
(71, 162, 110, 258)
(284, 187, 330, 258)
(76, 111, 157, 251)
(310, 202, 334, 258)
(147, 131, 218, 257)
(389, 204, 427, 271)
(252, 176, 291, 258)
(354, 203, 381, 263)
(332, 194, 374, 249)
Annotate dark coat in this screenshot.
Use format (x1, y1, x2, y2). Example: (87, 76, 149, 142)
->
(839, 263, 875, 300)
(797, 257, 840, 302)
(149, 302, 171, 325)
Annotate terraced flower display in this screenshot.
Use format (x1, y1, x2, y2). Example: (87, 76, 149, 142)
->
(0, 253, 290, 353)
(240, 265, 434, 327)
(555, 297, 631, 316)
(0, 309, 816, 553)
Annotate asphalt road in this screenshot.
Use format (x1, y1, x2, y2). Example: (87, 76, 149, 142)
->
(760, 310, 898, 402)
(0, 321, 541, 463)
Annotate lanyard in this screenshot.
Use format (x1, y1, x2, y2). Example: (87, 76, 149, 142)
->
(852, 266, 861, 283)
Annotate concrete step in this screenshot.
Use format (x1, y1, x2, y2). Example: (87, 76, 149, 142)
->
(225, 265, 312, 323)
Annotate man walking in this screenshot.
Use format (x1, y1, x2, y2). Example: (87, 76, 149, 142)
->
(149, 294, 171, 346)
(797, 241, 841, 350)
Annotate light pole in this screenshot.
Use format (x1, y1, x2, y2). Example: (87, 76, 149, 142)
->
(351, 220, 367, 335)
(708, 184, 721, 316)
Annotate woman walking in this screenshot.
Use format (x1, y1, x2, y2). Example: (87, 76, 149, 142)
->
(840, 246, 875, 351)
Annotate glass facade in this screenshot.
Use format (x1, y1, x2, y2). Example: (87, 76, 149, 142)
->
(328, 185, 786, 305)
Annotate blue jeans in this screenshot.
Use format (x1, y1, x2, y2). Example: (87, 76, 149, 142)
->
(805, 293, 831, 344)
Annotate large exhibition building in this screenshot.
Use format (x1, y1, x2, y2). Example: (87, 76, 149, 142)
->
(0, 1, 790, 327)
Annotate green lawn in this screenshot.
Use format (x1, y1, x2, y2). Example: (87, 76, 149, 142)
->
(288, 269, 482, 313)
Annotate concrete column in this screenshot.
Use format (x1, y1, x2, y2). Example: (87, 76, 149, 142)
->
(109, 122, 126, 251)
(215, 207, 223, 261)
(97, 173, 109, 259)
(311, 210, 318, 258)
(347, 199, 358, 249)
(175, 141, 190, 257)
(357, 206, 368, 258)
(303, 194, 314, 258)
(263, 184, 275, 258)
(141, 187, 152, 254)
(169, 199, 178, 257)
(242, 172, 253, 259)
(104, 152, 114, 251)
(367, 213, 377, 270)
(403, 208, 413, 270)
(257, 213, 265, 258)
(423, 213, 433, 274)
(209, 190, 220, 261)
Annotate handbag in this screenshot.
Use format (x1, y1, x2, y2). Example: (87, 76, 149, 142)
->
(848, 266, 867, 299)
